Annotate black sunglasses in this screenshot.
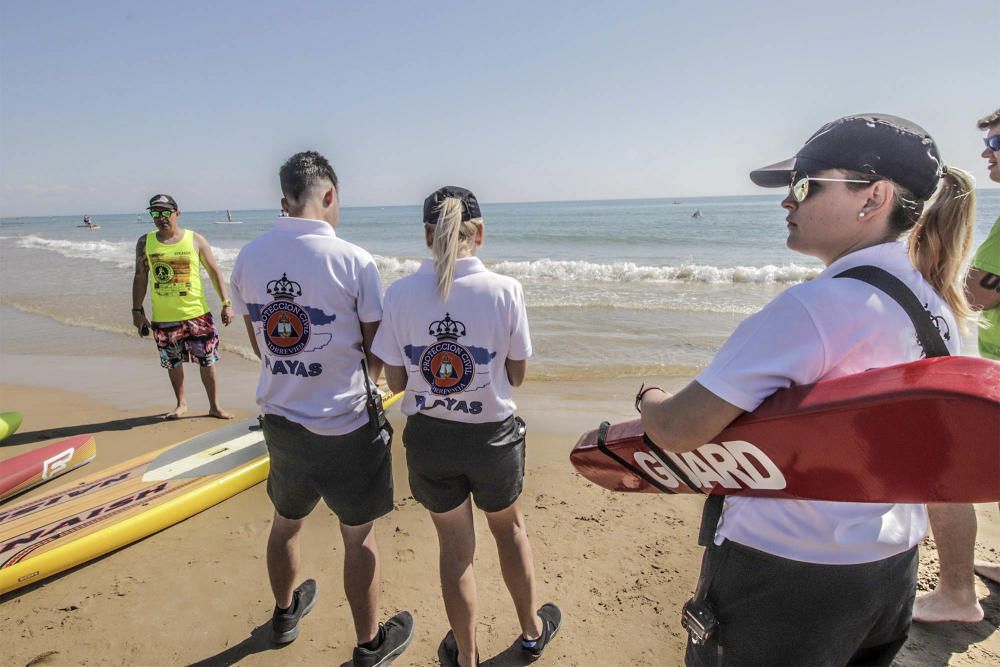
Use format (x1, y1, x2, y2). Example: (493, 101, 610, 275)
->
(985, 135, 1000, 152)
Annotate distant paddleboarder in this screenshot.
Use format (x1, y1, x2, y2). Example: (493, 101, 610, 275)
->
(132, 193, 234, 420)
(636, 114, 977, 665)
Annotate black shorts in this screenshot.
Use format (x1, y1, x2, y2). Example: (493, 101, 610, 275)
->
(685, 540, 918, 667)
(402, 413, 526, 514)
(261, 414, 393, 526)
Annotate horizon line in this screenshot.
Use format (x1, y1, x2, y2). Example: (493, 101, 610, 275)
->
(6, 187, 1000, 220)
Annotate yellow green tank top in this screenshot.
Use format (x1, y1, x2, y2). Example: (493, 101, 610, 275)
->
(972, 217, 1000, 360)
(145, 229, 208, 322)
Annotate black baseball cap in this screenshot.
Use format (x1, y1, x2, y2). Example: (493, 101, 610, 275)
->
(423, 186, 481, 224)
(750, 113, 943, 200)
(147, 194, 178, 211)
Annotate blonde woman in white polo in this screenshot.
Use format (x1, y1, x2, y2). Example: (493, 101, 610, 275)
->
(373, 187, 560, 667)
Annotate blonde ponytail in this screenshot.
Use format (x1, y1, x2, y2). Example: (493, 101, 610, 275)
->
(430, 197, 482, 301)
(906, 167, 977, 325)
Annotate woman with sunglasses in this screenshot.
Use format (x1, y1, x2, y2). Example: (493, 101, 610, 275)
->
(373, 187, 560, 667)
(638, 114, 976, 666)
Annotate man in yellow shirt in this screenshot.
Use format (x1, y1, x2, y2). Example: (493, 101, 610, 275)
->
(132, 194, 234, 420)
(915, 108, 1000, 622)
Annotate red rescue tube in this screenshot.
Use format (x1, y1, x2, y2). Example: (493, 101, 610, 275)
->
(570, 357, 1000, 503)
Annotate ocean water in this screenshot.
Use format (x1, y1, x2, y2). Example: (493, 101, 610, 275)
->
(2, 191, 997, 381)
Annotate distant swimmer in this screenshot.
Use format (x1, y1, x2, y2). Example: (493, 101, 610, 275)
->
(229, 151, 414, 663)
(692, 209, 703, 219)
(637, 114, 976, 665)
(132, 193, 234, 420)
(916, 107, 1000, 625)
(373, 186, 561, 667)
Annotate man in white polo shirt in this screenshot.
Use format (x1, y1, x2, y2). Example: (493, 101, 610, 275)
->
(229, 151, 413, 666)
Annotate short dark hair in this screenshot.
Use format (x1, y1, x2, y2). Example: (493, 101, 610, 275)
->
(977, 109, 1000, 130)
(279, 151, 338, 202)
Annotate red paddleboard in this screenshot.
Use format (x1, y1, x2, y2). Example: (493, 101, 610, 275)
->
(570, 357, 1000, 503)
(0, 436, 97, 503)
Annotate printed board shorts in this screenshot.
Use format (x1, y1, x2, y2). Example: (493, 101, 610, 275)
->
(152, 312, 220, 369)
(261, 414, 393, 526)
(685, 540, 918, 667)
(402, 413, 526, 514)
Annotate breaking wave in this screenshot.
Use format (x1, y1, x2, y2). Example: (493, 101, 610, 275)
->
(12, 235, 240, 272)
(491, 259, 819, 284)
(8, 235, 818, 286)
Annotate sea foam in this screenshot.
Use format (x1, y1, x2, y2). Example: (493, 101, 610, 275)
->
(14, 235, 240, 273)
(492, 258, 818, 284)
(11, 235, 818, 286)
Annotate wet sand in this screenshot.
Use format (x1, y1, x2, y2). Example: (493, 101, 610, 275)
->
(1, 310, 998, 666)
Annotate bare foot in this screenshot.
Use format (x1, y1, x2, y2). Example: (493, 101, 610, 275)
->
(974, 560, 1000, 584)
(164, 405, 188, 420)
(209, 408, 234, 420)
(912, 589, 984, 623)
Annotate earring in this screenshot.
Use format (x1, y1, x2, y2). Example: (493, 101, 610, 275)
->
(859, 212, 866, 218)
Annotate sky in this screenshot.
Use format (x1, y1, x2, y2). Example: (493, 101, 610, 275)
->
(1, 0, 997, 217)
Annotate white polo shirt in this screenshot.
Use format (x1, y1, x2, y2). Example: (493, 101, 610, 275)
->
(696, 242, 959, 564)
(373, 257, 531, 423)
(229, 217, 383, 435)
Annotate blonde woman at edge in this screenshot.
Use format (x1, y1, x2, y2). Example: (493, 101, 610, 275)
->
(373, 187, 560, 666)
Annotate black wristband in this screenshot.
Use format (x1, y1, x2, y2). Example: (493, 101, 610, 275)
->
(635, 384, 664, 413)
(132, 307, 144, 313)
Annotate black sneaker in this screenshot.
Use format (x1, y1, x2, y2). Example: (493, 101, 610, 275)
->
(520, 603, 561, 661)
(437, 630, 480, 666)
(271, 579, 318, 644)
(352, 610, 415, 667)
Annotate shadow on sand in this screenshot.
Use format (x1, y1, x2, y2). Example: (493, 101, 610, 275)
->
(187, 621, 279, 666)
(0, 413, 199, 447)
(898, 577, 1000, 665)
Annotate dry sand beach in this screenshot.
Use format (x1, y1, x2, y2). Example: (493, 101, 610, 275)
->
(2, 310, 999, 666)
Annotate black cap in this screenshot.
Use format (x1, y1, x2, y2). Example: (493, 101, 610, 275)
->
(423, 186, 481, 224)
(750, 114, 943, 200)
(147, 194, 178, 211)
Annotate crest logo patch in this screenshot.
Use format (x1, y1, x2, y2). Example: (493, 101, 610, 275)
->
(420, 313, 475, 395)
(261, 273, 311, 356)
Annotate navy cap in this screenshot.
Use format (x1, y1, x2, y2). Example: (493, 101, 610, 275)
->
(750, 114, 943, 200)
(147, 194, 178, 211)
(423, 186, 481, 224)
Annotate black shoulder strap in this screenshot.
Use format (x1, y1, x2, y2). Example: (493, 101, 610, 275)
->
(835, 265, 950, 359)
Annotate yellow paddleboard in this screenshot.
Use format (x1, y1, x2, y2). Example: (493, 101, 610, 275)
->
(1, 392, 402, 595)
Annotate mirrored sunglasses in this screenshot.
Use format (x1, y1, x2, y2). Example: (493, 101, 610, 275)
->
(790, 174, 873, 203)
(149, 210, 174, 218)
(985, 135, 1000, 152)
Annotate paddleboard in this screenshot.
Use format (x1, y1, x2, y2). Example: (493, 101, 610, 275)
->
(0, 435, 97, 503)
(76, 225, 101, 229)
(0, 391, 403, 595)
(212, 221, 243, 224)
(570, 356, 1000, 503)
(0, 419, 268, 594)
(0, 412, 22, 442)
